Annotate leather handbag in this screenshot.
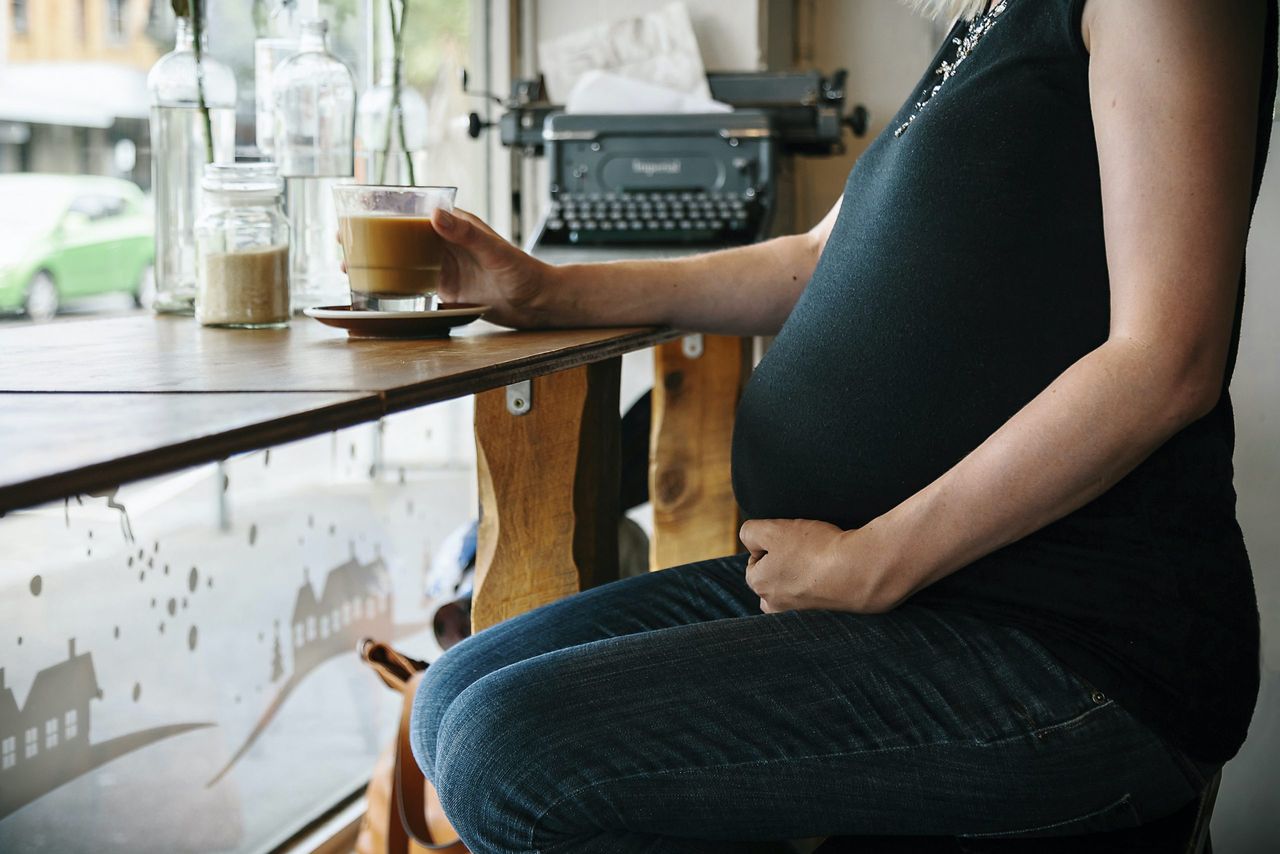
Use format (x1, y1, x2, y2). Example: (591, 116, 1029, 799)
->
(355, 639, 469, 854)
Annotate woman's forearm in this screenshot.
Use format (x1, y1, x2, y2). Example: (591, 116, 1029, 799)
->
(867, 338, 1219, 603)
(539, 231, 821, 336)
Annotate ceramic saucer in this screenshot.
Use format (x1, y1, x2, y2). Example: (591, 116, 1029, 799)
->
(304, 303, 490, 339)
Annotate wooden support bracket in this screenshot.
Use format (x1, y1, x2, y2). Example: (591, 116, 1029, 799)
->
(650, 335, 753, 570)
(472, 360, 621, 631)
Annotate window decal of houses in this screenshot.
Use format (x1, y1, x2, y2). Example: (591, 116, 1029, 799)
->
(1, 639, 102, 816)
(208, 557, 403, 786)
(290, 558, 394, 675)
(1, 639, 213, 820)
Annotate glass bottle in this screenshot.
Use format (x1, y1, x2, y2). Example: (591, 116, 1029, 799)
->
(195, 162, 291, 329)
(273, 18, 356, 311)
(254, 0, 301, 155)
(355, 55, 429, 186)
(147, 15, 237, 315)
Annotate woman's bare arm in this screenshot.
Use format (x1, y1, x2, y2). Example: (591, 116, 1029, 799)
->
(742, 0, 1265, 613)
(431, 197, 842, 335)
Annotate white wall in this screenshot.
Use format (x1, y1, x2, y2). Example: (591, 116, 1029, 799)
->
(1213, 121, 1280, 853)
(530, 0, 769, 73)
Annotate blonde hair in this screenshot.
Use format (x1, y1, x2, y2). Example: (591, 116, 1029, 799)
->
(906, 0, 988, 22)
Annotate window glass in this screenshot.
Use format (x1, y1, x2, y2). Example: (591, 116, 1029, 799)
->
(68, 196, 101, 218)
(97, 195, 127, 220)
(0, 0, 491, 324)
(0, 401, 477, 852)
(12, 1, 29, 36)
(107, 0, 126, 42)
(68, 194, 126, 221)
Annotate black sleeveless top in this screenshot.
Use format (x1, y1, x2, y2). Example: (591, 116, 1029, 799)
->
(732, 0, 1277, 764)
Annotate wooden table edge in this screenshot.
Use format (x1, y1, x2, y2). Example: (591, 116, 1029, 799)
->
(378, 326, 681, 413)
(0, 393, 383, 515)
(0, 326, 681, 514)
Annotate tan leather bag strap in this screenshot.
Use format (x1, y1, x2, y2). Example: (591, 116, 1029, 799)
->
(395, 671, 433, 844)
(392, 672, 467, 852)
(360, 639, 427, 692)
(363, 639, 467, 854)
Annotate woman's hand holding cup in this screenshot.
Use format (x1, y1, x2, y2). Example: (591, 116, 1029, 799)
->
(430, 208, 555, 328)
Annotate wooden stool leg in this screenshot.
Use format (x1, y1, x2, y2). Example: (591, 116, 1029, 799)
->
(471, 360, 621, 632)
(650, 334, 752, 571)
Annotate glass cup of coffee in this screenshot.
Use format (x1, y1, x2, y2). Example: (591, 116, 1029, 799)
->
(333, 185, 457, 311)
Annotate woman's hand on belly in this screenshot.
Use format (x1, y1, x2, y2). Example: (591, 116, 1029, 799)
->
(741, 518, 905, 615)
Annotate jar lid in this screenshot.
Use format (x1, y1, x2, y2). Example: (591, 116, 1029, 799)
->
(202, 162, 283, 194)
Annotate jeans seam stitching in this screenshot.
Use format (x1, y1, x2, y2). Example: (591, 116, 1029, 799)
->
(527, 700, 1123, 849)
(959, 792, 1135, 838)
(1030, 699, 1114, 739)
(527, 734, 1037, 849)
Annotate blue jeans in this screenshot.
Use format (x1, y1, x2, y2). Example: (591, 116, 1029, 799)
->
(410, 555, 1210, 854)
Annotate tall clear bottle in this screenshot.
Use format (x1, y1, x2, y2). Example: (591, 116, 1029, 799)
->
(355, 56, 429, 186)
(254, 0, 300, 156)
(273, 18, 355, 311)
(147, 16, 237, 315)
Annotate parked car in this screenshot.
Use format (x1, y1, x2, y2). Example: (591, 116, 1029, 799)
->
(0, 174, 155, 321)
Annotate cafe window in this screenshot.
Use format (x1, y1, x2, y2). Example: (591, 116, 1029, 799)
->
(12, 0, 28, 36)
(1, 736, 14, 770)
(0, 0, 495, 327)
(0, 0, 501, 847)
(106, 0, 126, 43)
(1, 404, 477, 851)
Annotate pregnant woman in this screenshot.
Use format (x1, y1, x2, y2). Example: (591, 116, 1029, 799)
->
(409, 0, 1275, 850)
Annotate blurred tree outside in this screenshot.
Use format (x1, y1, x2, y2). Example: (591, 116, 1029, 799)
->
(398, 0, 470, 95)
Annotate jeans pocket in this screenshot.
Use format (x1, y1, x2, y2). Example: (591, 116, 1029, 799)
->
(959, 792, 1142, 839)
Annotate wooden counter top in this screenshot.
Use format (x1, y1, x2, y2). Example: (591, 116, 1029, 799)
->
(0, 314, 677, 512)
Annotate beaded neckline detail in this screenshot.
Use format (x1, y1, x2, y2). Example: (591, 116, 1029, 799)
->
(894, 0, 1010, 138)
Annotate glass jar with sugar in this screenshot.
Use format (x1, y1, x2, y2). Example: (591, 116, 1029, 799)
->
(195, 162, 291, 328)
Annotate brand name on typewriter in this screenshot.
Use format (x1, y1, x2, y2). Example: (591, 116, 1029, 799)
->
(631, 159, 683, 177)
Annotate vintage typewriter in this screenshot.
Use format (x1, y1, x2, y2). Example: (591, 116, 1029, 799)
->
(467, 70, 867, 262)
(538, 110, 777, 252)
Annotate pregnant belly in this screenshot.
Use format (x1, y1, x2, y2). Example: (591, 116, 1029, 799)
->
(729, 288, 1102, 528)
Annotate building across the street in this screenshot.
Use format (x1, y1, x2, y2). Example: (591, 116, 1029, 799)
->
(0, 0, 159, 184)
